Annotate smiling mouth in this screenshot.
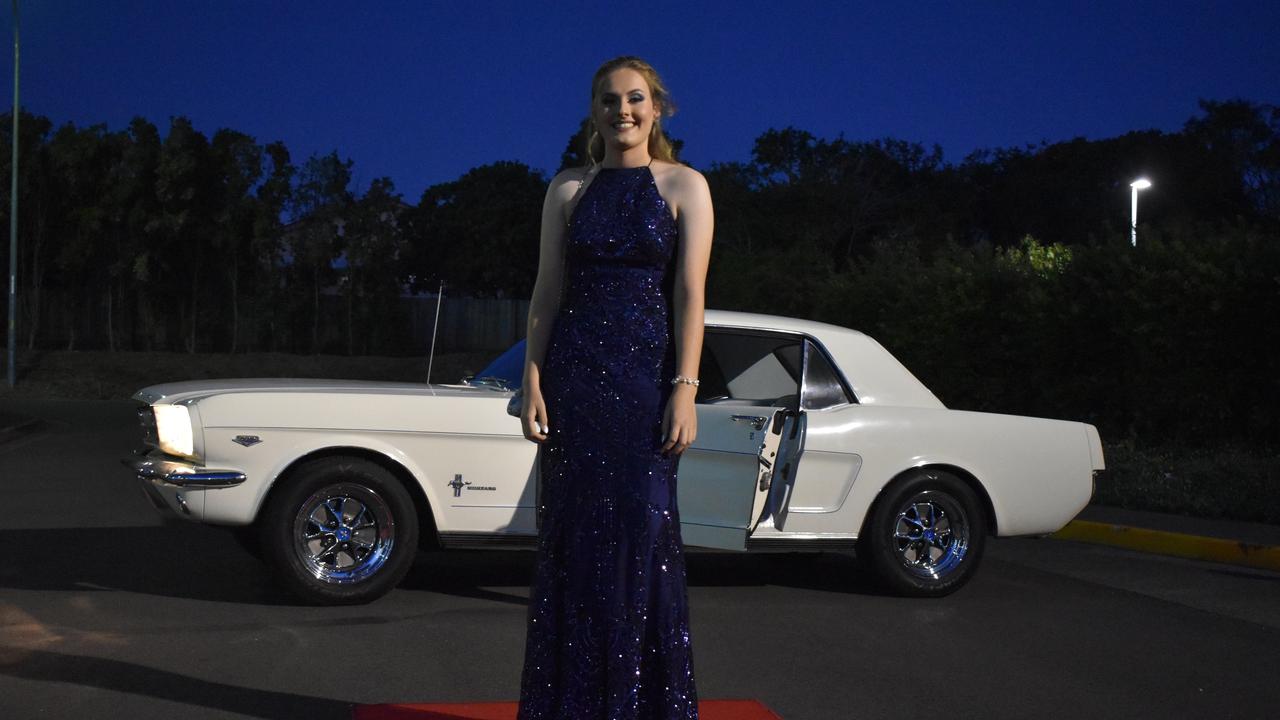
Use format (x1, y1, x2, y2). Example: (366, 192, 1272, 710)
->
(612, 121, 637, 131)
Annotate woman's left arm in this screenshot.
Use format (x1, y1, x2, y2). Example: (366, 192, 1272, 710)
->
(661, 168, 714, 456)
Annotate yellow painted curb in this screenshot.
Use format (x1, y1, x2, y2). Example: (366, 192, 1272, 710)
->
(1052, 520, 1280, 573)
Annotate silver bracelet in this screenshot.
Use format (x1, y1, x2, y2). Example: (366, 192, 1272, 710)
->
(671, 375, 700, 386)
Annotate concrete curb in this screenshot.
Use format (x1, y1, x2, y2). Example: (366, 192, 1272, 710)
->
(1053, 519, 1280, 573)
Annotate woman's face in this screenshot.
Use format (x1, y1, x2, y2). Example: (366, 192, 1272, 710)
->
(593, 68, 659, 154)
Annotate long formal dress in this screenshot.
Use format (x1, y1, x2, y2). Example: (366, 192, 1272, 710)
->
(517, 165, 699, 720)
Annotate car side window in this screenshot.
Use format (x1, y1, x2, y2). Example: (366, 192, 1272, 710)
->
(802, 339, 854, 410)
(696, 330, 801, 408)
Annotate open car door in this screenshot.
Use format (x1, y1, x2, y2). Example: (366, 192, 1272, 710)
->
(677, 404, 788, 550)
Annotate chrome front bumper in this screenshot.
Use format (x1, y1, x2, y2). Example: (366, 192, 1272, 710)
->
(122, 451, 247, 519)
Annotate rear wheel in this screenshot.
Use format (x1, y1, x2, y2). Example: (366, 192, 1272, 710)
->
(260, 456, 418, 605)
(861, 469, 986, 597)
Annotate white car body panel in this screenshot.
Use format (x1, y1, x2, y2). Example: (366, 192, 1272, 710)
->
(126, 309, 1102, 553)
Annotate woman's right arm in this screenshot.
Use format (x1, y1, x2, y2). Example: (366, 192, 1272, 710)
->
(521, 171, 575, 443)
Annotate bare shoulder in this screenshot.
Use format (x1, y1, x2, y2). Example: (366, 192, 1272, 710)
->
(651, 161, 710, 212)
(549, 166, 590, 197)
(545, 167, 592, 222)
(652, 161, 706, 188)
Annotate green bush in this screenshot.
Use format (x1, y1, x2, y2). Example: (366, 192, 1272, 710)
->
(725, 222, 1279, 449)
(1099, 441, 1280, 525)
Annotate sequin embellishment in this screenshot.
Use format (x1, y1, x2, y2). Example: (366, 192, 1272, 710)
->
(517, 167, 698, 719)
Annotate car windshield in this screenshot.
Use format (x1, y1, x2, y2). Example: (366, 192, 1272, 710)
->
(472, 339, 525, 389)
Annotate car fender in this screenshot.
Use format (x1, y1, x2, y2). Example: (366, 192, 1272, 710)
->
(197, 427, 444, 529)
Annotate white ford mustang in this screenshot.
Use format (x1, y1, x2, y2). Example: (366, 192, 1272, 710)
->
(123, 309, 1103, 604)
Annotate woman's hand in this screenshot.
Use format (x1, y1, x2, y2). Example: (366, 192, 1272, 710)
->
(660, 384, 698, 456)
(521, 383, 550, 443)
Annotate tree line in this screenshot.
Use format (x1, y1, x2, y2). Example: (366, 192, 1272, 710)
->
(1, 100, 1278, 445)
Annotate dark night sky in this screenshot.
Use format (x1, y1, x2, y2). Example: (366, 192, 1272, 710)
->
(5, 1, 1277, 199)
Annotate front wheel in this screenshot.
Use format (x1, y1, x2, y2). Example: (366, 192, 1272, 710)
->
(260, 456, 418, 605)
(861, 469, 987, 597)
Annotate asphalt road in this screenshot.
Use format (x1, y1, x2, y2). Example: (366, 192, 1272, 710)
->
(2, 399, 1279, 720)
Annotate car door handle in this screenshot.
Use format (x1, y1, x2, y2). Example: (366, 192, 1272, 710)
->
(730, 414, 768, 431)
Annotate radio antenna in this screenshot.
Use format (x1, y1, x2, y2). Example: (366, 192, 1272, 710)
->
(426, 280, 444, 385)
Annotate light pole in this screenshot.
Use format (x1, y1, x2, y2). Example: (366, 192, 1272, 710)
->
(7, 0, 18, 388)
(1129, 177, 1151, 247)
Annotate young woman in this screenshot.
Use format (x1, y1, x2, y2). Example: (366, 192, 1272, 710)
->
(517, 56, 714, 719)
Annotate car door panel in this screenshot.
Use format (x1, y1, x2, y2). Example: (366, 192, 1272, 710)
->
(762, 409, 804, 530)
(677, 405, 785, 550)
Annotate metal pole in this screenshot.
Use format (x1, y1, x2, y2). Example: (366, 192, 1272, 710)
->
(7, 0, 19, 387)
(1130, 185, 1138, 247)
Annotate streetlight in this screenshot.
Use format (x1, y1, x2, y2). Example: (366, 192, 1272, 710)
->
(7, 0, 19, 388)
(1129, 177, 1151, 247)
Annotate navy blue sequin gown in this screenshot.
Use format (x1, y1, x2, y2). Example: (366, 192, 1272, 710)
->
(517, 166, 699, 720)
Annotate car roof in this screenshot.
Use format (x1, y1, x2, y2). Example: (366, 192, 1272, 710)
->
(704, 309, 945, 409)
(705, 309, 867, 338)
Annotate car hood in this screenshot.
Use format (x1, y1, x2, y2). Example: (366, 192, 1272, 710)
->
(132, 378, 505, 405)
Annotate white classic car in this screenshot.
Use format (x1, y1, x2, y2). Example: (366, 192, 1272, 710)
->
(123, 310, 1103, 604)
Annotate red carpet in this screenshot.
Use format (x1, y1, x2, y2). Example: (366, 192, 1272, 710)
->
(353, 699, 781, 719)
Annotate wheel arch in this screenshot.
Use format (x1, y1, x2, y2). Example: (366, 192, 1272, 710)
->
(258, 446, 440, 549)
(858, 463, 998, 539)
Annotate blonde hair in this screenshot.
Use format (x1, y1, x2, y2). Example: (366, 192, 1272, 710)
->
(585, 56, 679, 166)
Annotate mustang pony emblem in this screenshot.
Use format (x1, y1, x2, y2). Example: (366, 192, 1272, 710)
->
(449, 474, 470, 497)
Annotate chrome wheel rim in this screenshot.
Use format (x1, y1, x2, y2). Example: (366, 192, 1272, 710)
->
(891, 490, 970, 580)
(292, 483, 395, 585)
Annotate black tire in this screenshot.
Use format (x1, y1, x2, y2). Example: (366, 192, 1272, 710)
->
(860, 468, 987, 597)
(259, 456, 418, 605)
